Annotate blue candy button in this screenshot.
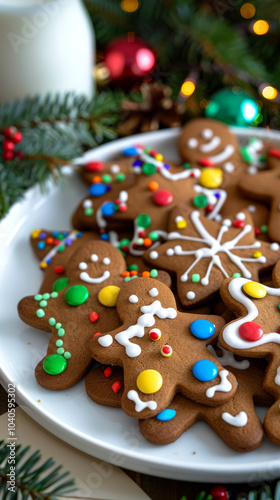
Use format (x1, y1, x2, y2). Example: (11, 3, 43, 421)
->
(156, 409, 176, 422)
(101, 202, 115, 217)
(89, 183, 107, 197)
(192, 360, 218, 382)
(38, 241, 45, 250)
(100, 233, 109, 241)
(190, 319, 215, 340)
(123, 146, 138, 156)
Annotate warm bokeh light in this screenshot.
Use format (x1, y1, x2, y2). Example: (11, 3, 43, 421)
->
(240, 3, 255, 19)
(253, 20, 269, 35)
(180, 80, 195, 97)
(121, 0, 139, 12)
(262, 85, 278, 100)
(136, 48, 155, 71)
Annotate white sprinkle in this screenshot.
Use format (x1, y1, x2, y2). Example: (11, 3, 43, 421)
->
(223, 219, 232, 227)
(270, 243, 280, 251)
(248, 166, 257, 175)
(248, 205, 256, 213)
(224, 162, 234, 173)
(166, 248, 175, 256)
(150, 251, 158, 260)
(83, 199, 93, 208)
(110, 164, 120, 174)
(236, 212, 246, 221)
(186, 291, 195, 300)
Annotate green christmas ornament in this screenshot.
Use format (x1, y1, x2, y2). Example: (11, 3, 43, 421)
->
(205, 89, 261, 127)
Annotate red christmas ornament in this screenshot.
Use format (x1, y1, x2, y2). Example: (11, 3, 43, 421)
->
(104, 37, 156, 87)
(210, 486, 228, 500)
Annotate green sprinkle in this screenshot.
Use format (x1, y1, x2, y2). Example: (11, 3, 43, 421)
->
(58, 328, 65, 337)
(192, 274, 200, 283)
(64, 351, 71, 359)
(193, 194, 208, 208)
(149, 231, 159, 241)
(58, 245, 65, 252)
(57, 233, 64, 240)
(56, 339, 63, 347)
(232, 272, 242, 278)
(56, 323, 62, 329)
(102, 174, 112, 184)
(51, 292, 58, 298)
(124, 277, 131, 282)
(39, 300, 48, 307)
(127, 264, 138, 271)
(116, 173, 125, 182)
(150, 269, 158, 278)
(137, 213, 151, 228)
(183, 163, 191, 169)
(130, 275, 138, 280)
(34, 294, 43, 301)
(113, 204, 120, 211)
(49, 318, 56, 326)
(57, 347, 65, 355)
(261, 225, 268, 234)
(36, 309, 45, 318)
(42, 293, 50, 300)
(142, 163, 157, 175)
(84, 207, 94, 216)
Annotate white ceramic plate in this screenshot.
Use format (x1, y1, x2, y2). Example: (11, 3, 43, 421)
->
(1, 128, 280, 483)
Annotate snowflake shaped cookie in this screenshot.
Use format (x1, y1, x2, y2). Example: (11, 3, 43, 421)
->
(144, 205, 280, 307)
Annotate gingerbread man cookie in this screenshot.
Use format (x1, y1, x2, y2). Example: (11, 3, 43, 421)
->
(178, 118, 270, 232)
(239, 149, 280, 242)
(139, 357, 272, 451)
(219, 260, 280, 446)
(18, 241, 127, 390)
(144, 205, 280, 308)
(89, 278, 237, 419)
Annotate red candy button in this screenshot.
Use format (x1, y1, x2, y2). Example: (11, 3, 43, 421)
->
(238, 321, 264, 342)
(233, 220, 245, 228)
(152, 189, 173, 206)
(85, 161, 104, 172)
(210, 486, 228, 500)
(199, 158, 215, 167)
(268, 148, 280, 160)
(54, 266, 65, 275)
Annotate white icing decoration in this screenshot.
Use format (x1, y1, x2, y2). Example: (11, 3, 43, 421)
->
(248, 166, 258, 175)
(194, 185, 227, 221)
(129, 295, 139, 303)
(224, 162, 234, 173)
(271, 243, 280, 251)
(166, 248, 175, 256)
(91, 254, 98, 262)
(243, 139, 265, 174)
(222, 411, 248, 427)
(119, 190, 128, 203)
(207, 343, 250, 369)
(110, 164, 120, 174)
(236, 212, 246, 221)
(40, 230, 80, 266)
(149, 288, 159, 297)
(127, 390, 157, 412)
(138, 148, 201, 180)
(98, 334, 113, 347)
(186, 291, 195, 300)
(204, 145, 235, 164)
(128, 218, 167, 257)
(248, 205, 256, 213)
(200, 136, 221, 153)
(114, 300, 177, 357)
(103, 257, 110, 265)
(215, 214, 222, 222)
(223, 219, 232, 227)
(222, 277, 280, 350)
(275, 367, 280, 386)
(80, 270, 110, 284)
(83, 199, 93, 208)
(79, 262, 88, 270)
(166, 211, 264, 286)
(188, 138, 198, 149)
(175, 216, 184, 223)
(150, 251, 159, 260)
(201, 128, 213, 140)
(206, 369, 232, 398)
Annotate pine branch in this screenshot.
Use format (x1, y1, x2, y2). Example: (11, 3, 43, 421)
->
(0, 440, 76, 499)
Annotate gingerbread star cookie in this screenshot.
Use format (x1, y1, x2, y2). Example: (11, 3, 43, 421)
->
(89, 277, 237, 419)
(219, 260, 280, 446)
(239, 149, 280, 242)
(139, 357, 272, 452)
(18, 241, 127, 390)
(144, 205, 280, 308)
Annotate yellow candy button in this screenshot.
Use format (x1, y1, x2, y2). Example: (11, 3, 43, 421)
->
(31, 229, 41, 239)
(177, 219, 187, 229)
(253, 251, 262, 258)
(243, 281, 266, 299)
(98, 286, 120, 307)
(136, 369, 163, 394)
(199, 168, 223, 189)
(40, 262, 48, 269)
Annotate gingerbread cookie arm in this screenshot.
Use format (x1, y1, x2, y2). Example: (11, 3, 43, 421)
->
(18, 295, 53, 333)
(86, 365, 124, 408)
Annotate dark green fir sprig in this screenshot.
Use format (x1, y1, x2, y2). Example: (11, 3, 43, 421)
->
(0, 440, 76, 499)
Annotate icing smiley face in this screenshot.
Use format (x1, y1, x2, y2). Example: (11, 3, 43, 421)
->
(79, 254, 111, 284)
(178, 118, 239, 168)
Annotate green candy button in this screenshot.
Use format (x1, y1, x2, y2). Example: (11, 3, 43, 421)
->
(64, 285, 89, 306)
(142, 163, 157, 175)
(53, 277, 69, 292)
(193, 194, 208, 208)
(43, 354, 67, 375)
(137, 213, 151, 228)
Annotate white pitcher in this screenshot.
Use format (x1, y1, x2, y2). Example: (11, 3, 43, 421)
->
(0, 0, 94, 104)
